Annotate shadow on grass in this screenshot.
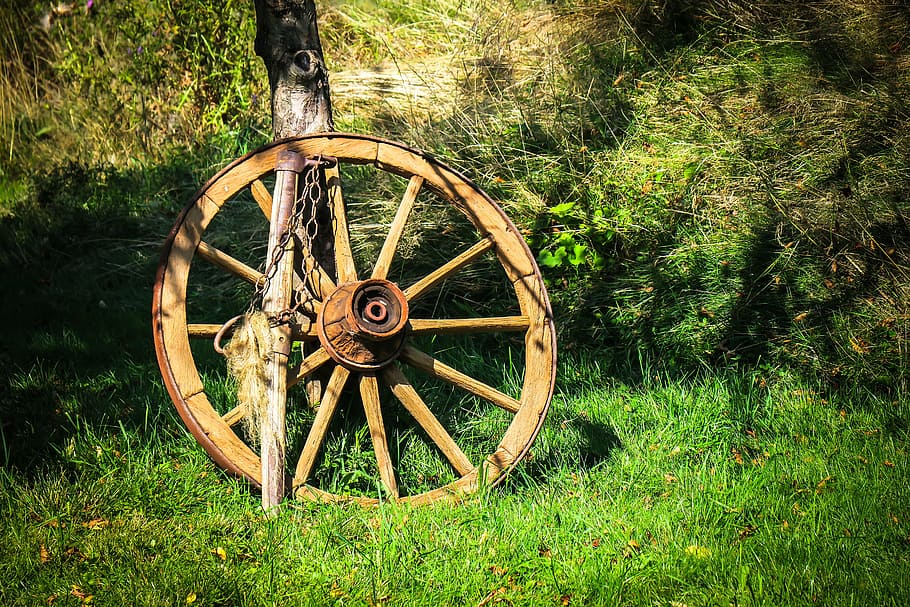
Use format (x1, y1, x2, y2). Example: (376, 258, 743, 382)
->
(0, 157, 207, 475)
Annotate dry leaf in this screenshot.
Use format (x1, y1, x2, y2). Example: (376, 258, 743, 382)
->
(212, 546, 227, 560)
(70, 586, 93, 603)
(329, 582, 345, 598)
(40, 544, 51, 564)
(737, 524, 758, 540)
(793, 312, 809, 322)
(185, 592, 197, 604)
(849, 337, 870, 354)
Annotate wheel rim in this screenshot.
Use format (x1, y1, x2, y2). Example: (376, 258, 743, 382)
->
(152, 133, 556, 504)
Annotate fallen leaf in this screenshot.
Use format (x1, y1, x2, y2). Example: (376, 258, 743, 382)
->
(212, 546, 227, 560)
(731, 448, 744, 465)
(329, 582, 345, 598)
(477, 587, 505, 607)
(83, 518, 107, 530)
(737, 524, 758, 540)
(40, 544, 51, 564)
(489, 565, 508, 576)
(185, 592, 197, 604)
(849, 337, 870, 354)
(558, 594, 572, 606)
(538, 545, 552, 558)
(793, 312, 809, 322)
(884, 460, 895, 468)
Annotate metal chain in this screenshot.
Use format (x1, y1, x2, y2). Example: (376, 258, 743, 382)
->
(249, 156, 333, 326)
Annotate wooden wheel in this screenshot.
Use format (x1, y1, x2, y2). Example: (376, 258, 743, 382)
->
(152, 134, 556, 505)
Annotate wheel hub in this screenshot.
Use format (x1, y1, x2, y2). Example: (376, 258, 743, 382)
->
(317, 278, 409, 370)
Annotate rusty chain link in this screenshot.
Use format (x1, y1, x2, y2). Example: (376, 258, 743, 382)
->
(249, 155, 335, 327)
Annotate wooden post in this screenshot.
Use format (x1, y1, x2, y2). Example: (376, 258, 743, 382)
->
(254, 0, 335, 509)
(260, 151, 306, 511)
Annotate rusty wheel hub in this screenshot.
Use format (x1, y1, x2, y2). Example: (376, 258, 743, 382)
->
(317, 279, 409, 370)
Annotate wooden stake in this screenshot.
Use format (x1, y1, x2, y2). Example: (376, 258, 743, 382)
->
(260, 150, 305, 511)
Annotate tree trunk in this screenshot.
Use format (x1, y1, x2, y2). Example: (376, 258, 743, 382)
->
(254, 0, 334, 138)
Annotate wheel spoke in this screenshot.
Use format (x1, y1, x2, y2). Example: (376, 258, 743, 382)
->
(251, 179, 272, 218)
(409, 316, 530, 335)
(196, 241, 264, 285)
(382, 364, 474, 477)
(402, 237, 494, 302)
(187, 323, 223, 338)
(400, 345, 520, 413)
(188, 323, 319, 341)
(360, 374, 399, 498)
(288, 347, 332, 388)
(371, 175, 423, 280)
(222, 405, 245, 427)
(325, 165, 358, 283)
(292, 364, 349, 488)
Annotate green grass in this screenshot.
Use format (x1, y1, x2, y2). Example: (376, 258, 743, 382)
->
(2, 0, 910, 604)
(2, 348, 908, 604)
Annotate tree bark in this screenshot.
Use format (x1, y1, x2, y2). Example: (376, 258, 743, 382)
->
(254, 0, 334, 138)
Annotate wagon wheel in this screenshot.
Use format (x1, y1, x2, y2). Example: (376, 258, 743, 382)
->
(152, 133, 556, 505)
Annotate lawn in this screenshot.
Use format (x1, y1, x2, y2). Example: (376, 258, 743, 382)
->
(1, 1, 908, 605)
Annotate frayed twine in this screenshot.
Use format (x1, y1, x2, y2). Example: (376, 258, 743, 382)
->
(223, 311, 273, 446)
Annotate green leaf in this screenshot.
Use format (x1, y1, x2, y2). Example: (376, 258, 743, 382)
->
(549, 201, 576, 217)
(556, 233, 575, 247)
(568, 244, 588, 266)
(537, 249, 562, 268)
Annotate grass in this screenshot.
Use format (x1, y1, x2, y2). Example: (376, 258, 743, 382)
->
(2, 348, 908, 604)
(1, 0, 909, 604)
